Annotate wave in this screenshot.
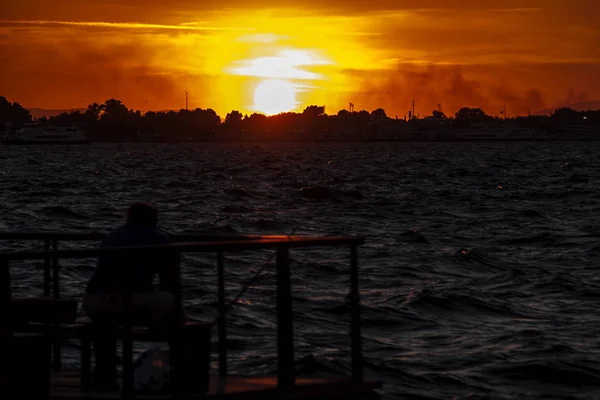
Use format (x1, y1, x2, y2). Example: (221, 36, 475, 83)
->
(486, 360, 600, 386)
(2, 142, 600, 399)
(227, 188, 252, 198)
(220, 205, 254, 213)
(398, 229, 430, 243)
(299, 186, 364, 201)
(522, 209, 546, 218)
(300, 186, 334, 200)
(40, 205, 88, 219)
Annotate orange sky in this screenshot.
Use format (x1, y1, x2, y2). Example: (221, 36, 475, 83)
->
(1, 0, 599, 117)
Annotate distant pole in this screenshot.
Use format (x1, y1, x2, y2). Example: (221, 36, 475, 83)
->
(185, 91, 188, 111)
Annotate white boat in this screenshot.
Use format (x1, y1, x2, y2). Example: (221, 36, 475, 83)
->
(2, 123, 89, 145)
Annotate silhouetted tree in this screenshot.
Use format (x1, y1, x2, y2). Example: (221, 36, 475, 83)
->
(85, 103, 103, 121)
(551, 107, 579, 124)
(454, 107, 492, 128)
(101, 99, 129, 122)
(4, 94, 597, 142)
(432, 110, 447, 119)
(225, 110, 243, 125)
(303, 105, 325, 118)
(337, 109, 351, 118)
(223, 110, 243, 137)
(371, 108, 387, 119)
(243, 113, 269, 134)
(0, 96, 32, 131)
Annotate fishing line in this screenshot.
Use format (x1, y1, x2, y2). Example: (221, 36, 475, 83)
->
(212, 156, 336, 321)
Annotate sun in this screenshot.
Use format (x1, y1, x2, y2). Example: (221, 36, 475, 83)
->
(253, 79, 298, 115)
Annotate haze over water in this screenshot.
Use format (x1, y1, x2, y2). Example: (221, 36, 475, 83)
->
(1, 142, 600, 399)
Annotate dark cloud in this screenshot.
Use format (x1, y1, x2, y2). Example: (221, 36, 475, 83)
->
(489, 86, 545, 114)
(0, 35, 209, 110)
(341, 65, 553, 117)
(341, 66, 486, 116)
(560, 88, 591, 107)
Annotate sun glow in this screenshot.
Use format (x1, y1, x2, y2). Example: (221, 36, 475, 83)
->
(227, 47, 333, 114)
(253, 79, 298, 115)
(229, 49, 330, 80)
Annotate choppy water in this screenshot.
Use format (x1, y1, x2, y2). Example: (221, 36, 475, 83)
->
(1, 142, 600, 399)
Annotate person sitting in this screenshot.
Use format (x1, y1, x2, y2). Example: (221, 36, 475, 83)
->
(83, 202, 181, 391)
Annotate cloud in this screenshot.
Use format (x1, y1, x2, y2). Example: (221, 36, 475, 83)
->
(336, 65, 551, 117)
(0, 33, 210, 110)
(559, 88, 591, 107)
(0, 19, 251, 32)
(489, 86, 545, 114)
(1, 1, 599, 114)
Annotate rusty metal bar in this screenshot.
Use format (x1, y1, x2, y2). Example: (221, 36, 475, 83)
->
(171, 251, 183, 394)
(0, 259, 10, 398)
(122, 284, 134, 398)
(349, 245, 363, 382)
(51, 239, 61, 371)
(80, 327, 92, 392)
(217, 252, 227, 377)
(43, 239, 50, 297)
(276, 246, 295, 389)
(51, 240, 59, 298)
(0, 236, 366, 262)
(0, 232, 287, 241)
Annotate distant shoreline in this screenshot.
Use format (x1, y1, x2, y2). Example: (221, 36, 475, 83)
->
(3, 97, 599, 144)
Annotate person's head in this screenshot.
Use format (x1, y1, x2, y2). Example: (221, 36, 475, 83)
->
(126, 203, 158, 229)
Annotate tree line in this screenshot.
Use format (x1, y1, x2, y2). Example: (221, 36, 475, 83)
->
(1, 96, 598, 141)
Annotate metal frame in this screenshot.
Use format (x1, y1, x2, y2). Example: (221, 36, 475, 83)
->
(0, 233, 365, 397)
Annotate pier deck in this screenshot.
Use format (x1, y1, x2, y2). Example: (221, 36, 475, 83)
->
(50, 371, 380, 399)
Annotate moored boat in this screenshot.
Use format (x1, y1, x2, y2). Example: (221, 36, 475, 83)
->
(2, 123, 89, 145)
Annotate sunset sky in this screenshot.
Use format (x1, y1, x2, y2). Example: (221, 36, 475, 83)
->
(1, 1, 599, 117)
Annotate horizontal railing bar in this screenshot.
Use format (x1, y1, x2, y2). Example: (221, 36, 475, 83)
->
(0, 232, 106, 240)
(0, 232, 305, 242)
(0, 236, 365, 261)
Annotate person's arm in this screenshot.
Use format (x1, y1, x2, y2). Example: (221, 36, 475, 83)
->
(158, 248, 180, 293)
(158, 248, 185, 322)
(85, 232, 117, 294)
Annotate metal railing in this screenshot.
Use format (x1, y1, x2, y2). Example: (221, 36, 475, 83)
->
(0, 232, 297, 299)
(0, 233, 365, 395)
(0, 232, 300, 371)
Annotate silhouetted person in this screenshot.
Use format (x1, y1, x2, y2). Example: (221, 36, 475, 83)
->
(83, 203, 181, 391)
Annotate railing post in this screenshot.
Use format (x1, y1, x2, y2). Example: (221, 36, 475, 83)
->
(217, 252, 227, 377)
(51, 240, 59, 298)
(276, 246, 295, 389)
(0, 259, 10, 398)
(0, 258, 10, 305)
(170, 250, 183, 394)
(122, 292, 134, 399)
(51, 239, 61, 371)
(173, 250, 182, 321)
(43, 239, 50, 297)
(349, 245, 363, 382)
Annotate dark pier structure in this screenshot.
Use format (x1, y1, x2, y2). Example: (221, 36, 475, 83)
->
(0, 233, 380, 399)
